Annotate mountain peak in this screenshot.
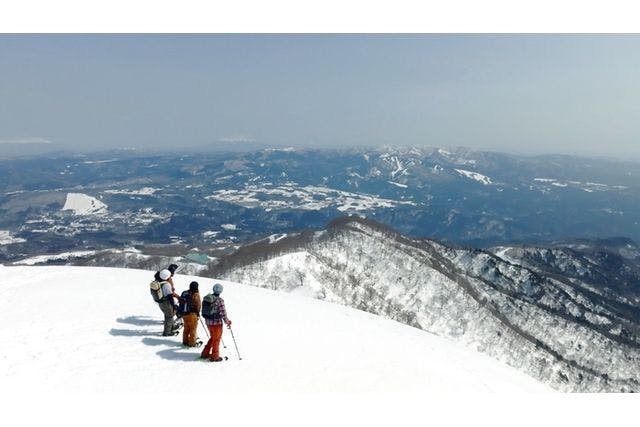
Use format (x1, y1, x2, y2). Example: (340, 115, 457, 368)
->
(327, 215, 398, 235)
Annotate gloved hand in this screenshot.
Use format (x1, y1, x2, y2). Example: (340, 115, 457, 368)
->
(226, 320, 232, 328)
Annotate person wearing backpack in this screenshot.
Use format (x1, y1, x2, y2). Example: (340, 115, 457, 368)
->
(155, 264, 180, 313)
(157, 269, 180, 336)
(200, 283, 232, 362)
(154, 264, 177, 286)
(178, 281, 202, 347)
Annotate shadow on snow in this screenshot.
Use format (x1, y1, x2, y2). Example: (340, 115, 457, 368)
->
(156, 347, 203, 362)
(111, 315, 205, 362)
(109, 328, 158, 337)
(141, 337, 184, 347)
(116, 315, 163, 327)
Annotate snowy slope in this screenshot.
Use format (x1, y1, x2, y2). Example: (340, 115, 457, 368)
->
(61, 192, 108, 215)
(0, 230, 26, 245)
(0, 265, 549, 393)
(455, 168, 493, 185)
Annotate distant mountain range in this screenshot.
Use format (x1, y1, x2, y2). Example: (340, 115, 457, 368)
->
(1, 146, 639, 264)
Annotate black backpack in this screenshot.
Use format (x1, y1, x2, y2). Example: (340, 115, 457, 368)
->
(177, 290, 195, 315)
(201, 293, 221, 321)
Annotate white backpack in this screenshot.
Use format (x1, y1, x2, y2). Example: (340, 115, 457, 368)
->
(150, 280, 165, 303)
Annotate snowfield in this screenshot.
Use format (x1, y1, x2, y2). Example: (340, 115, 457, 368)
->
(206, 184, 416, 212)
(0, 230, 26, 245)
(62, 192, 108, 215)
(11, 250, 99, 266)
(455, 169, 493, 185)
(0, 265, 549, 394)
(103, 187, 159, 196)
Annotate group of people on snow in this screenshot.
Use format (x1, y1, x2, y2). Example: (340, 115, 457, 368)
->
(150, 264, 232, 362)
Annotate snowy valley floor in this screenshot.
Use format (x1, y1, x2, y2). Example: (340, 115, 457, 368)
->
(0, 265, 550, 394)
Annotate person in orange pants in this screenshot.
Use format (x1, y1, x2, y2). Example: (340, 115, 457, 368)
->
(201, 283, 232, 362)
(181, 281, 202, 347)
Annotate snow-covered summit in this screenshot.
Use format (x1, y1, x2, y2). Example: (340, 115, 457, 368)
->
(0, 265, 548, 393)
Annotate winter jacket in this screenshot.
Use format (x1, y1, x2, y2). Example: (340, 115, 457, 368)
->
(205, 296, 230, 326)
(184, 291, 202, 315)
(194, 292, 202, 314)
(161, 281, 173, 299)
(181, 291, 200, 346)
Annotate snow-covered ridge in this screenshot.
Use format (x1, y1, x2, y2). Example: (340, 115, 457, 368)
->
(533, 178, 628, 192)
(455, 169, 493, 185)
(0, 230, 26, 245)
(213, 217, 640, 392)
(83, 159, 118, 164)
(0, 266, 549, 393)
(12, 250, 98, 266)
(104, 187, 159, 196)
(268, 233, 288, 244)
(387, 181, 408, 188)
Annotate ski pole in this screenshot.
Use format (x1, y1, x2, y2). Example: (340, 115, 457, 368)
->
(199, 317, 210, 339)
(228, 326, 242, 360)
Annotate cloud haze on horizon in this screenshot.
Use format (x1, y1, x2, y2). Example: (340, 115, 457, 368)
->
(1, 34, 639, 160)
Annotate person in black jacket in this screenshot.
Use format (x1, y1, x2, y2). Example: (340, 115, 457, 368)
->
(180, 281, 202, 347)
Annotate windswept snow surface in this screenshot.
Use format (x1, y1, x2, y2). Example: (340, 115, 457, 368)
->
(0, 266, 549, 394)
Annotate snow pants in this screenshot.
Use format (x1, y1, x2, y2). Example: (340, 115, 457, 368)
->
(201, 324, 223, 359)
(158, 299, 176, 336)
(182, 313, 199, 346)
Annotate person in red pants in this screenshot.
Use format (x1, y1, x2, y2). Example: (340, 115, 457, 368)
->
(200, 283, 232, 362)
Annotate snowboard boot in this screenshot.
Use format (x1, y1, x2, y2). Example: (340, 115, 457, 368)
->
(172, 319, 183, 332)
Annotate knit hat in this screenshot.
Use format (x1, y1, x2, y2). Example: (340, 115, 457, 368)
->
(168, 264, 179, 274)
(189, 281, 199, 292)
(159, 269, 171, 280)
(212, 283, 223, 295)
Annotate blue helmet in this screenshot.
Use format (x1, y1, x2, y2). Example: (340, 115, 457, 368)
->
(212, 283, 223, 295)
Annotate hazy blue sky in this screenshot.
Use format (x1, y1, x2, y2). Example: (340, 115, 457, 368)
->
(1, 34, 639, 158)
